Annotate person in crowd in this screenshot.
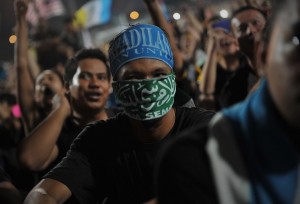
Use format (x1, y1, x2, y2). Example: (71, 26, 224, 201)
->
(231, 5, 267, 73)
(198, 18, 257, 110)
(15, 0, 65, 135)
(23, 23, 214, 204)
(0, 167, 22, 204)
(143, 0, 202, 101)
(253, 0, 272, 17)
(18, 48, 114, 175)
(156, 0, 300, 203)
(0, 92, 36, 198)
(15, 0, 115, 187)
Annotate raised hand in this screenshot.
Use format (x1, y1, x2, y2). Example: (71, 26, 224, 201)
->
(14, 0, 28, 19)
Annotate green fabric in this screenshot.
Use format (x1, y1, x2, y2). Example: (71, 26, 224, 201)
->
(113, 74, 176, 120)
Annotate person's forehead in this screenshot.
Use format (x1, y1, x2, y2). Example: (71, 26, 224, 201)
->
(36, 70, 58, 81)
(232, 9, 265, 24)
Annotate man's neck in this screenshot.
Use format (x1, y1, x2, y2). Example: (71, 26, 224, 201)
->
(130, 108, 176, 144)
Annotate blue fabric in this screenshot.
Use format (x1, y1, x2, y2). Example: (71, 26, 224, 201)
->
(109, 24, 174, 77)
(212, 19, 231, 33)
(222, 79, 299, 204)
(100, 0, 112, 24)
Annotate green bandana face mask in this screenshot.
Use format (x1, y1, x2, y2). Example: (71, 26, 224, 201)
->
(112, 73, 176, 121)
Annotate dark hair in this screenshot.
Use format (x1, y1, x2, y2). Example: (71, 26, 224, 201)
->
(52, 69, 64, 85)
(35, 69, 64, 87)
(232, 6, 267, 20)
(0, 93, 16, 105)
(64, 48, 111, 84)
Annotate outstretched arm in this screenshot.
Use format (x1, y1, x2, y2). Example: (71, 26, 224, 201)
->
(143, 0, 184, 73)
(18, 92, 71, 171)
(198, 35, 218, 110)
(14, 0, 38, 133)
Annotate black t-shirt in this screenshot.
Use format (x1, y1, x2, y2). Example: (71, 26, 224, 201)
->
(0, 167, 10, 183)
(156, 125, 218, 204)
(45, 107, 214, 204)
(215, 54, 257, 110)
(38, 108, 122, 180)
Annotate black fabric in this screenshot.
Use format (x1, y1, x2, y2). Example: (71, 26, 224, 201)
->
(0, 118, 35, 195)
(215, 53, 258, 110)
(45, 107, 214, 204)
(36, 117, 82, 180)
(156, 125, 218, 204)
(176, 60, 198, 100)
(38, 108, 122, 179)
(174, 87, 195, 108)
(0, 167, 10, 183)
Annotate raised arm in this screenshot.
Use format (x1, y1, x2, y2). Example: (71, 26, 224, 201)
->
(14, 0, 38, 133)
(198, 35, 218, 110)
(18, 92, 71, 171)
(143, 0, 184, 72)
(24, 179, 71, 204)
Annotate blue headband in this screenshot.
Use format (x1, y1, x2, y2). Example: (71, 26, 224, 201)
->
(109, 24, 174, 77)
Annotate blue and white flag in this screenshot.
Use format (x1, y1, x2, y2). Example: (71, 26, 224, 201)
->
(74, 0, 112, 29)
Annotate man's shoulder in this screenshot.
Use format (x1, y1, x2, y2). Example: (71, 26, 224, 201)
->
(175, 107, 215, 125)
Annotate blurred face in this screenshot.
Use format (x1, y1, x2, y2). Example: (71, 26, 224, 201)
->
(212, 28, 239, 56)
(266, 2, 300, 130)
(69, 58, 110, 112)
(35, 70, 64, 109)
(231, 9, 266, 43)
(179, 31, 198, 59)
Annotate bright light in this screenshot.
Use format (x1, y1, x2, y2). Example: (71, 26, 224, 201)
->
(173, 12, 181, 20)
(9, 35, 17, 44)
(130, 11, 139, 20)
(220, 9, 229, 18)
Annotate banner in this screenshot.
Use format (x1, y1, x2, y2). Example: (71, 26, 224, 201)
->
(26, 0, 65, 26)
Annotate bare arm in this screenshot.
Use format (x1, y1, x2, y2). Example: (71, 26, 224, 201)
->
(18, 92, 71, 171)
(198, 36, 218, 109)
(184, 8, 203, 34)
(14, 0, 37, 133)
(143, 0, 184, 72)
(24, 179, 72, 204)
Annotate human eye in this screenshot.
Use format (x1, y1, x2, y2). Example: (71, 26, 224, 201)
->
(79, 72, 91, 80)
(97, 74, 108, 81)
(122, 72, 141, 81)
(153, 72, 168, 78)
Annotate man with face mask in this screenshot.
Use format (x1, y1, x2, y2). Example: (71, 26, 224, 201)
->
(23, 24, 214, 204)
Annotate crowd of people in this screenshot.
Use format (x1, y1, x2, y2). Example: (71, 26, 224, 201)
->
(0, 0, 299, 203)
